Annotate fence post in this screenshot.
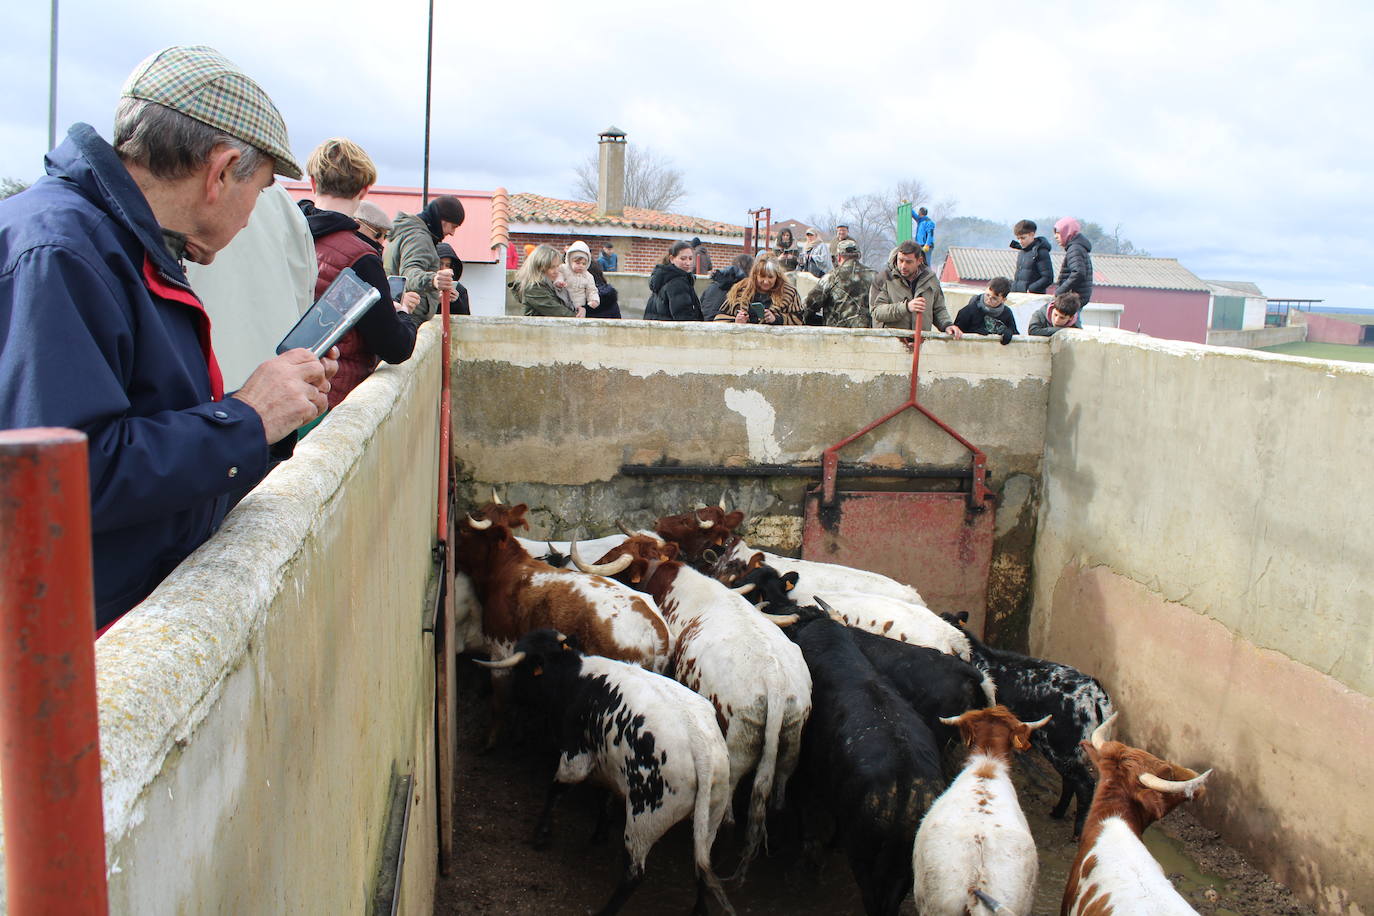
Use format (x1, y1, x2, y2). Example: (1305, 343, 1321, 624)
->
(0, 427, 108, 914)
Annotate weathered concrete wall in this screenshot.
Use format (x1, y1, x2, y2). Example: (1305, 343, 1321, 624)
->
(451, 317, 1050, 645)
(1206, 324, 1306, 349)
(1031, 329, 1374, 916)
(77, 323, 444, 914)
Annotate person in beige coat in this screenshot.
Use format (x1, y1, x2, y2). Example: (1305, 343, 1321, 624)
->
(557, 239, 600, 311)
(870, 240, 962, 337)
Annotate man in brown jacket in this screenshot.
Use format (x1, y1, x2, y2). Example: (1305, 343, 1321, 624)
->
(869, 240, 962, 337)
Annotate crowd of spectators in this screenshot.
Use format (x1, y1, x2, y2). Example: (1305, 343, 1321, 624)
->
(0, 43, 1093, 631)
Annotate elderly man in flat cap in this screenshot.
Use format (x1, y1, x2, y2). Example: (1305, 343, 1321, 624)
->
(0, 45, 337, 631)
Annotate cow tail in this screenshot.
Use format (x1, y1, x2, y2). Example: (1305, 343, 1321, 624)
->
(690, 735, 735, 916)
(980, 673, 998, 706)
(733, 688, 784, 880)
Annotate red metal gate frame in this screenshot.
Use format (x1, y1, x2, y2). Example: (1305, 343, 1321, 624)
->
(819, 328, 994, 511)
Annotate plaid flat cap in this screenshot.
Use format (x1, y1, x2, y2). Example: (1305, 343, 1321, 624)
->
(121, 45, 302, 179)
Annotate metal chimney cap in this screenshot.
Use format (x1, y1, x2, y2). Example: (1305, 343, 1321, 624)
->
(598, 126, 627, 141)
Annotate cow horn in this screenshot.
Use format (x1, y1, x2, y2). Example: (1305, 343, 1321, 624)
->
(1089, 712, 1119, 750)
(491, 488, 503, 505)
(1139, 769, 1212, 798)
(473, 651, 525, 669)
(938, 712, 968, 726)
(763, 613, 798, 627)
(616, 520, 636, 537)
(569, 539, 633, 576)
(694, 509, 714, 529)
(1024, 714, 1052, 730)
(813, 595, 843, 622)
(732, 583, 754, 596)
(467, 514, 492, 530)
(719, 492, 729, 511)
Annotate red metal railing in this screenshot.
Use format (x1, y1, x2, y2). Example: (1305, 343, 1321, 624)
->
(0, 428, 108, 914)
(437, 289, 452, 542)
(820, 329, 993, 508)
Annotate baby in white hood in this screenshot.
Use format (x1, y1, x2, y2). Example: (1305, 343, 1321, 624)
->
(556, 240, 600, 313)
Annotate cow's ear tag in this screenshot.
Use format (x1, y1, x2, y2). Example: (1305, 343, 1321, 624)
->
(561, 643, 571, 652)
(533, 665, 544, 677)
(785, 581, 794, 591)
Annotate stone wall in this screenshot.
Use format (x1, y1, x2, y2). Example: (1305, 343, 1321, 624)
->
(1031, 329, 1374, 916)
(80, 322, 445, 914)
(450, 317, 1051, 646)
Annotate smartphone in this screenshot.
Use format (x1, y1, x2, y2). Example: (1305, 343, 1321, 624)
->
(387, 275, 406, 301)
(276, 267, 380, 357)
(748, 301, 767, 323)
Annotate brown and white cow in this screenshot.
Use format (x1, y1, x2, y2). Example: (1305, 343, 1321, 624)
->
(456, 501, 671, 672)
(593, 534, 812, 879)
(1061, 714, 1212, 916)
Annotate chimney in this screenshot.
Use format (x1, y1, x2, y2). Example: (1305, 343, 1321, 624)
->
(596, 126, 627, 217)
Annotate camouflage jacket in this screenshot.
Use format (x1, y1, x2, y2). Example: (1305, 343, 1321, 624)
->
(804, 259, 875, 328)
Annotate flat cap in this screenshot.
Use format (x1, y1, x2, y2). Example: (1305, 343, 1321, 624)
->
(354, 200, 392, 232)
(121, 45, 302, 179)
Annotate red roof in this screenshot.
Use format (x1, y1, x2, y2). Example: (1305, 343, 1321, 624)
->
(280, 183, 510, 264)
(509, 193, 745, 238)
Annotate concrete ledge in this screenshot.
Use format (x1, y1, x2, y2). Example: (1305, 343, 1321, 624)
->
(72, 321, 444, 913)
(1206, 325, 1306, 349)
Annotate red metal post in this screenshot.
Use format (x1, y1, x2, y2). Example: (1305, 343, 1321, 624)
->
(0, 428, 108, 915)
(437, 289, 452, 542)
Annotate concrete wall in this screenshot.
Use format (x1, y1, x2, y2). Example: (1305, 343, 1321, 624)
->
(450, 317, 1051, 645)
(1031, 329, 1374, 916)
(1292, 310, 1371, 345)
(1206, 324, 1307, 349)
(75, 321, 445, 914)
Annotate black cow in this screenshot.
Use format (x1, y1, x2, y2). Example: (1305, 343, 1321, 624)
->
(786, 616, 945, 916)
(479, 630, 735, 916)
(942, 612, 1115, 837)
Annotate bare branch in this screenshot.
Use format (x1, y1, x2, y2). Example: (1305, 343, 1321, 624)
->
(570, 143, 688, 212)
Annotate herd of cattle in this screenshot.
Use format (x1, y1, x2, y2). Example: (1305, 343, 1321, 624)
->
(457, 495, 1214, 916)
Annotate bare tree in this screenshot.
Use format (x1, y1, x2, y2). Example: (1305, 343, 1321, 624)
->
(572, 144, 688, 212)
(0, 177, 30, 200)
(808, 178, 953, 268)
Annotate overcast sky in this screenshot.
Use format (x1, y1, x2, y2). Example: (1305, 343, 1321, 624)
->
(4, 0, 1370, 307)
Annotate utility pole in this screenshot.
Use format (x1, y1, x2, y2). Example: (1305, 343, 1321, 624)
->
(48, 0, 59, 150)
(422, 0, 434, 205)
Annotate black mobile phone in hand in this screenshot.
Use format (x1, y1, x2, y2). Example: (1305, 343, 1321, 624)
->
(387, 275, 405, 301)
(277, 267, 380, 357)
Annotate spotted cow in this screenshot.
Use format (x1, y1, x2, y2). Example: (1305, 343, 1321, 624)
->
(480, 629, 735, 916)
(1062, 714, 1211, 916)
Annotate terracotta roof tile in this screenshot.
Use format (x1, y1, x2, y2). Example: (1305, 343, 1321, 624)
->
(509, 193, 745, 238)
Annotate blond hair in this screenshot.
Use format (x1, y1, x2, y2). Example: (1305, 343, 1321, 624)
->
(514, 244, 563, 294)
(305, 137, 377, 199)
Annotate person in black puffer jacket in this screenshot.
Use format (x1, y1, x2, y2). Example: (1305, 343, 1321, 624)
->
(1053, 217, 1093, 305)
(643, 241, 703, 320)
(700, 253, 755, 320)
(585, 261, 622, 319)
(1009, 219, 1054, 293)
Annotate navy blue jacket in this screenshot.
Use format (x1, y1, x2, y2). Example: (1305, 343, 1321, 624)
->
(0, 124, 271, 627)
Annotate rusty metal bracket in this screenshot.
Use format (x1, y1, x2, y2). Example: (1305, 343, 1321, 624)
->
(820, 331, 995, 511)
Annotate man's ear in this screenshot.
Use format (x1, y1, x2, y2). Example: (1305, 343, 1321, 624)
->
(202, 145, 242, 205)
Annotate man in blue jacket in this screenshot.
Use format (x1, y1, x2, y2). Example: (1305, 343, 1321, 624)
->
(0, 46, 336, 629)
(914, 206, 936, 265)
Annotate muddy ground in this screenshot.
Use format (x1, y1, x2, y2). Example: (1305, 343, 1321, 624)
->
(434, 660, 1315, 915)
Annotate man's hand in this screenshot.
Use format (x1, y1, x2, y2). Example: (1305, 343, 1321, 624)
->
(907, 296, 927, 315)
(397, 290, 420, 313)
(232, 348, 336, 444)
(434, 268, 455, 292)
(946, 324, 964, 339)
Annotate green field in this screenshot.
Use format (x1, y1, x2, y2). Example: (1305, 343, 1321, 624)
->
(1259, 341, 1374, 363)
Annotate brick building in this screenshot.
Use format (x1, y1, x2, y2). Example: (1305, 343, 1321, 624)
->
(507, 127, 745, 273)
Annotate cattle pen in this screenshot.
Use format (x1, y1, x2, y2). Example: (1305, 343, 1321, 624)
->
(1, 316, 1369, 915)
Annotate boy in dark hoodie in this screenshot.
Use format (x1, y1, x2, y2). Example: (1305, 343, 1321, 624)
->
(953, 276, 1019, 343)
(1009, 219, 1054, 294)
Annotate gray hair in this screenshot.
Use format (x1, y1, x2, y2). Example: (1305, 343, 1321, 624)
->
(113, 97, 269, 182)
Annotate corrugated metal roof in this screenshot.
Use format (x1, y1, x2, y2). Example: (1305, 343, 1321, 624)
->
(946, 246, 1210, 292)
(1204, 279, 1265, 297)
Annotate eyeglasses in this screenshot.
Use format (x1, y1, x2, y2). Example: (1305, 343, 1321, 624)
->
(360, 222, 388, 241)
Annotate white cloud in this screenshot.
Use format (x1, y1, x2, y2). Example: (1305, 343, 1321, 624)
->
(3, 0, 1371, 305)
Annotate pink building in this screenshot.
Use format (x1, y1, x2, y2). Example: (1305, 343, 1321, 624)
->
(941, 247, 1213, 343)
